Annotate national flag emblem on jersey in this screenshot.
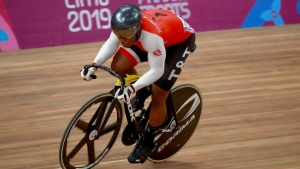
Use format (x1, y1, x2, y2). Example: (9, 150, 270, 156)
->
(153, 49, 162, 56)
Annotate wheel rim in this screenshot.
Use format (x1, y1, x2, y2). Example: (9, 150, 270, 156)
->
(59, 94, 123, 169)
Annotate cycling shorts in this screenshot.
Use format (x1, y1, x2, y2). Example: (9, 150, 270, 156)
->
(119, 33, 196, 91)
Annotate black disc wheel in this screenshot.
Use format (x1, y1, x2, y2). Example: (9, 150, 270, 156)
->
(59, 93, 123, 169)
(148, 84, 203, 162)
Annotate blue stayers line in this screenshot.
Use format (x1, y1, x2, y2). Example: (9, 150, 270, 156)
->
(241, 0, 283, 28)
(0, 29, 9, 42)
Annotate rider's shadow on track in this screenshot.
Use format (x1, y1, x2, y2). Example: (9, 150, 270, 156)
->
(143, 161, 197, 169)
(143, 160, 225, 169)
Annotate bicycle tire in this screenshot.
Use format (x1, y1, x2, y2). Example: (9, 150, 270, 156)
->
(148, 84, 203, 162)
(59, 93, 123, 169)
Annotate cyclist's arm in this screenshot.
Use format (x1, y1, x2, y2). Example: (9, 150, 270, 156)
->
(132, 33, 166, 91)
(93, 32, 120, 65)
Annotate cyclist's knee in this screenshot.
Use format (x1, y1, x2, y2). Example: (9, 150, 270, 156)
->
(111, 52, 135, 74)
(151, 85, 169, 104)
(111, 61, 137, 75)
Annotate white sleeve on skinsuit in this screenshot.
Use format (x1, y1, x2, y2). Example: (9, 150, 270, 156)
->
(132, 32, 166, 91)
(93, 32, 120, 65)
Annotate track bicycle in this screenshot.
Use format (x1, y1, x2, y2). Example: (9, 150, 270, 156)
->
(59, 62, 203, 169)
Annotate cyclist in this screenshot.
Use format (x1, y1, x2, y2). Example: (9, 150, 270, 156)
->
(81, 4, 196, 164)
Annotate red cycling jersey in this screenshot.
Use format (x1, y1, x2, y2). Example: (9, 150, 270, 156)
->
(136, 9, 194, 49)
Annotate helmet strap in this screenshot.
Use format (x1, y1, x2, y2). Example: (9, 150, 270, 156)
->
(135, 28, 140, 42)
(134, 23, 142, 42)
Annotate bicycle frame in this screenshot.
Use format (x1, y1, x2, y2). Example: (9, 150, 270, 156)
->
(84, 64, 180, 136)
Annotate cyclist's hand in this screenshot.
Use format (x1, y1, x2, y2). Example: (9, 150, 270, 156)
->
(80, 64, 96, 81)
(115, 85, 135, 103)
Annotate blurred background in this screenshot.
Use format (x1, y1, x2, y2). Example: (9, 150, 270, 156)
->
(0, 0, 300, 169)
(1, 0, 300, 51)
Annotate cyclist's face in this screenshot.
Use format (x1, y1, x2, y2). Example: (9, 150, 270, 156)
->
(118, 36, 136, 48)
(114, 28, 141, 48)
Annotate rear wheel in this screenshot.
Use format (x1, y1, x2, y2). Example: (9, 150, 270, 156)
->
(148, 84, 203, 162)
(59, 93, 123, 169)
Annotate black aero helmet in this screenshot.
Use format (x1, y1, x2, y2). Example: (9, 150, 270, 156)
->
(111, 4, 142, 38)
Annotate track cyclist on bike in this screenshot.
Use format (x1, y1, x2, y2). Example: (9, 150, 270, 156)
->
(81, 4, 196, 164)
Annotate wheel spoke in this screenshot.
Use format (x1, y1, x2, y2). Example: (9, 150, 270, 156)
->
(87, 142, 95, 163)
(68, 136, 87, 160)
(97, 101, 117, 133)
(89, 101, 108, 125)
(76, 101, 109, 132)
(98, 122, 118, 137)
(98, 100, 109, 115)
(75, 119, 88, 132)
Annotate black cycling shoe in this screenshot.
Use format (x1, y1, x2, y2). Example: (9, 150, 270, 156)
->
(127, 132, 156, 164)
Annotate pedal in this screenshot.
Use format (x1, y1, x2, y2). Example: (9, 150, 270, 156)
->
(121, 109, 146, 146)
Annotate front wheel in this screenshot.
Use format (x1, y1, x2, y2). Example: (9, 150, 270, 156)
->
(59, 93, 123, 169)
(148, 84, 203, 162)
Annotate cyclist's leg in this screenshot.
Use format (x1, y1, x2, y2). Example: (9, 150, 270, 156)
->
(149, 84, 168, 127)
(114, 46, 150, 112)
(129, 34, 196, 163)
(111, 54, 137, 75)
(151, 33, 196, 127)
(114, 46, 150, 146)
(111, 46, 147, 75)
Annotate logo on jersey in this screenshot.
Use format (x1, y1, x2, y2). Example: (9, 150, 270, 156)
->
(152, 13, 168, 21)
(153, 49, 162, 56)
(154, 13, 167, 17)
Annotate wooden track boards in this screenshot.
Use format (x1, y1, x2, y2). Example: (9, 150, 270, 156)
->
(0, 24, 299, 169)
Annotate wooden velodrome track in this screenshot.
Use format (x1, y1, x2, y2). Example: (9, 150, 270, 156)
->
(0, 24, 300, 169)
